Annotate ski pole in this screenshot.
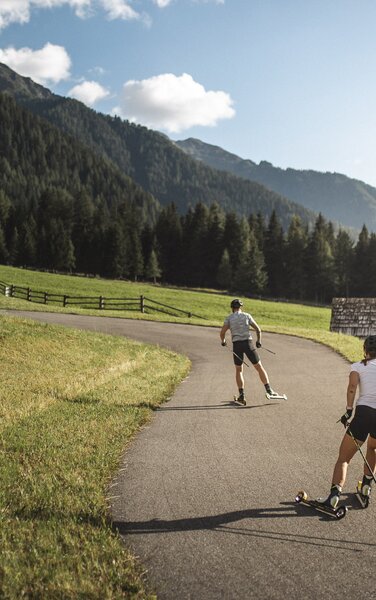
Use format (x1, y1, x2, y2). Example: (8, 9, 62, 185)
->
(260, 346, 276, 355)
(346, 427, 376, 485)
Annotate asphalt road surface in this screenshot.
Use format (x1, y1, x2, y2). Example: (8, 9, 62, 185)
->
(4, 311, 376, 600)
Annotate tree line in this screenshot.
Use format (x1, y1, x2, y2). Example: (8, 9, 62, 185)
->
(0, 192, 374, 304)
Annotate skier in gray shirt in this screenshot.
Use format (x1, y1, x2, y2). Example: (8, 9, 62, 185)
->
(220, 298, 277, 405)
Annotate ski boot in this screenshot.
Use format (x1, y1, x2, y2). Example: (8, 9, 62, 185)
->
(356, 476, 372, 508)
(317, 484, 342, 510)
(233, 392, 246, 406)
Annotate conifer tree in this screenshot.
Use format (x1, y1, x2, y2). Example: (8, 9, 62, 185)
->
(351, 225, 369, 296)
(217, 248, 232, 289)
(264, 211, 285, 297)
(285, 216, 308, 300)
(334, 229, 354, 297)
(0, 225, 8, 264)
(305, 214, 335, 303)
(145, 249, 161, 283)
(155, 203, 182, 283)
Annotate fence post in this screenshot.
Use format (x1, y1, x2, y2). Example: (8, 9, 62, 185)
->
(99, 296, 104, 309)
(63, 295, 68, 307)
(44, 292, 48, 305)
(27, 288, 31, 301)
(9, 285, 14, 297)
(140, 295, 145, 313)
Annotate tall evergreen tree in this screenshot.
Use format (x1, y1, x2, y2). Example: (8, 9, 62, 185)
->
(305, 214, 335, 303)
(155, 203, 182, 283)
(145, 249, 161, 283)
(264, 211, 285, 297)
(351, 225, 370, 296)
(204, 203, 225, 287)
(0, 224, 8, 264)
(181, 202, 209, 286)
(216, 248, 232, 289)
(285, 216, 308, 300)
(233, 228, 267, 295)
(334, 229, 354, 297)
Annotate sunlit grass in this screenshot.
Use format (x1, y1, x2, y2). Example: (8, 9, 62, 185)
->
(0, 314, 190, 599)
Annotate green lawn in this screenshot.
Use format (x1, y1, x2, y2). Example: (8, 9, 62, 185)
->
(0, 314, 190, 599)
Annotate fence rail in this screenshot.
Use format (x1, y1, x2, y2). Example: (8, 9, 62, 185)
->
(0, 281, 206, 319)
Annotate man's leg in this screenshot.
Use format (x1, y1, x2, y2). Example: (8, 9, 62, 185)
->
(235, 365, 244, 390)
(253, 361, 269, 385)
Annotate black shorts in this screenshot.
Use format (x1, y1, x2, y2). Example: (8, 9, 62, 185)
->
(232, 340, 260, 366)
(348, 405, 376, 442)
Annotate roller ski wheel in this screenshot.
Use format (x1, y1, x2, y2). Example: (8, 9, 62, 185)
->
(233, 395, 246, 406)
(295, 490, 347, 520)
(355, 480, 370, 509)
(265, 392, 287, 401)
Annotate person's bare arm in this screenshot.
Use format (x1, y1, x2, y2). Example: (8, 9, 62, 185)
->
(250, 319, 261, 346)
(346, 371, 359, 410)
(220, 323, 229, 345)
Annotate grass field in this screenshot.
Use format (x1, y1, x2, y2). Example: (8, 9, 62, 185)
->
(0, 313, 190, 599)
(0, 265, 364, 598)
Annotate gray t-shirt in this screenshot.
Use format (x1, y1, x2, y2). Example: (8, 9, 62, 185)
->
(224, 311, 255, 342)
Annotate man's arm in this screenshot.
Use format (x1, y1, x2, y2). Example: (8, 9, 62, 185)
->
(220, 323, 229, 345)
(250, 319, 261, 347)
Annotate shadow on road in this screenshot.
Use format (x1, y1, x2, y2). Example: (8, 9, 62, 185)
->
(156, 402, 277, 411)
(112, 504, 374, 553)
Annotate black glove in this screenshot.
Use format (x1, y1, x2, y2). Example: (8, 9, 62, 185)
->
(256, 341, 262, 348)
(221, 340, 227, 347)
(339, 408, 353, 426)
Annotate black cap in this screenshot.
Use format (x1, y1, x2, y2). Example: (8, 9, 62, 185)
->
(230, 298, 243, 309)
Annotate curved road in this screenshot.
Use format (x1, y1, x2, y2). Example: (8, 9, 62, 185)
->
(5, 311, 376, 599)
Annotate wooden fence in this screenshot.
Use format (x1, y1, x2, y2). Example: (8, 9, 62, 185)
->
(0, 281, 206, 320)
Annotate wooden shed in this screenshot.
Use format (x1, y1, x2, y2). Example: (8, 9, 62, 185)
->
(330, 297, 376, 338)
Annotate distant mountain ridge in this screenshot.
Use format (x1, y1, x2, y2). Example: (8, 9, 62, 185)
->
(0, 61, 320, 230)
(175, 138, 376, 232)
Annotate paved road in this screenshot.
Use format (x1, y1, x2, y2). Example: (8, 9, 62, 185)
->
(4, 311, 376, 599)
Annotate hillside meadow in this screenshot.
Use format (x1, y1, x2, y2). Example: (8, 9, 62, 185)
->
(0, 265, 364, 598)
(0, 264, 364, 361)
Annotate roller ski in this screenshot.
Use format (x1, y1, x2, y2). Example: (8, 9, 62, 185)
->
(355, 477, 372, 509)
(295, 490, 347, 520)
(233, 393, 246, 406)
(265, 389, 287, 401)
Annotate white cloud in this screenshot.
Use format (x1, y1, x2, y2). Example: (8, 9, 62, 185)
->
(0, 0, 224, 29)
(99, 0, 140, 20)
(152, 0, 173, 7)
(0, 0, 30, 29)
(114, 73, 235, 133)
(68, 80, 110, 105)
(0, 0, 139, 28)
(33, 0, 92, 18)
(0, 43, 71, 84)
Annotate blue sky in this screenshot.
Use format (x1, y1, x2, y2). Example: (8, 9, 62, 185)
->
(1, 0, 376, 187)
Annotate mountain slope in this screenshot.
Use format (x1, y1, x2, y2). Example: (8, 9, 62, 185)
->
(0, 62, 319, 230)
(175, 138, 376, 231)
(0, 91, 159, 223)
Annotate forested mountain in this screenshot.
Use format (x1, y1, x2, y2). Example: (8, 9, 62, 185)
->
(175, 138, 376, 232)
(0, 92, 159, 275)
(0, 62, 318, 230)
